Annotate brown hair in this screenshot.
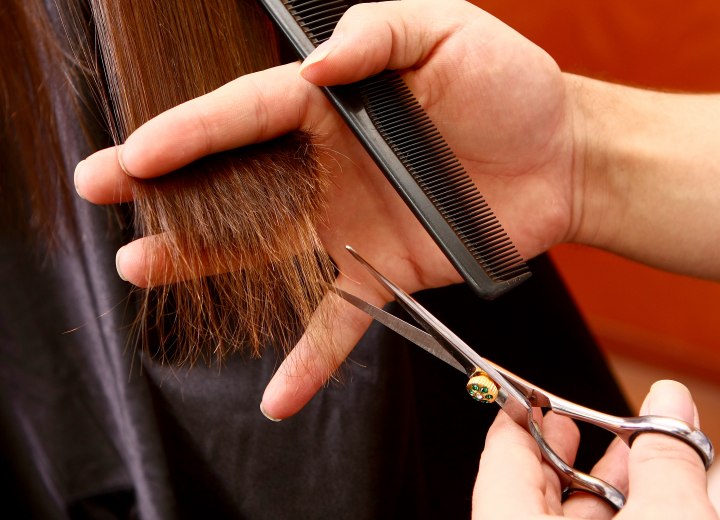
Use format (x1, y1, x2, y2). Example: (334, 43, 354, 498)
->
(0, 1, 78, 247)
(2, 0, 335, 366)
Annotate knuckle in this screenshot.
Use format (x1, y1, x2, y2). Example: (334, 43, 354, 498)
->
(340, 3, 374, 24)
(186, 98, 215, 157)
(632, 435, 703, 470)
(244, 75, 271, 141)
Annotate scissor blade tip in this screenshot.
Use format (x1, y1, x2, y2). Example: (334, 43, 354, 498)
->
(345, 246, 377, 273)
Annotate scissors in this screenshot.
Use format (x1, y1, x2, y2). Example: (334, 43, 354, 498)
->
(336, 246, 714, 510)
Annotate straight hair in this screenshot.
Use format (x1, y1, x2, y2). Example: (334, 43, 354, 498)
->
(2, 0, 336, 367)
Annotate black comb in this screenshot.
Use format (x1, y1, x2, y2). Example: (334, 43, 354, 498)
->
(258, 0, 531, 298)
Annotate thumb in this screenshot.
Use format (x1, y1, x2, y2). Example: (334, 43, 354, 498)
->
(298, 0, 471, 85)
(624, 380, 715, 516)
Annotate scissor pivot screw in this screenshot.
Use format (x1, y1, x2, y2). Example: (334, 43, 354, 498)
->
(466, 371, 498, 403)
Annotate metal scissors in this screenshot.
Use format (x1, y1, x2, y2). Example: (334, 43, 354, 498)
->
(336, 246, 714, 510)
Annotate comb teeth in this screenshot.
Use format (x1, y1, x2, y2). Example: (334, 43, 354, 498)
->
(283, 0, 346, 44)
(359, 73, 528, 282)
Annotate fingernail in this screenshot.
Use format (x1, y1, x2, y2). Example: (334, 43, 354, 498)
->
(300, 36, 342, 72)
(115, 247, 128, 282)
(117, 145, 133, 177)
(74, 160, 87, 199)
(260, 402, 282, 422)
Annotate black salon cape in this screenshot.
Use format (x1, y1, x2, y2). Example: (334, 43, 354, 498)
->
(0, 43, 629, 520)
(0, 201, 631, 520)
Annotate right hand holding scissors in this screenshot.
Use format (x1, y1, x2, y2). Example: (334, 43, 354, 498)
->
(473, 380, 718, 519)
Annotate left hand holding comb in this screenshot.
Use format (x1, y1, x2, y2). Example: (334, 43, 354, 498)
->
(74, 0, 586, 419)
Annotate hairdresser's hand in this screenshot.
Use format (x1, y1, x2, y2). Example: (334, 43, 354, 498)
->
(474, 380, 717, 519)
(75, 0, 575, 419)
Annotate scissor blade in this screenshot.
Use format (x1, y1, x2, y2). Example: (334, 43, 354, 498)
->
(345, 246, 507, 379)
(334, 287, 552, 407)
(334, 288, 466, 373)
(343, 246, 542, 416)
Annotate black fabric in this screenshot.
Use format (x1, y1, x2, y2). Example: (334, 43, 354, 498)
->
(1, 213, 631, 520)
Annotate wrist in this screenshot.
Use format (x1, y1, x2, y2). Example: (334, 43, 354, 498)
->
(564, 74, 625, 251)
(562, 74, 720, 279)
(564, 75, 657, 253)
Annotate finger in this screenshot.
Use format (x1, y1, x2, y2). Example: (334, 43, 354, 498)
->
(299, 0, 470, 85)
(115, 236, 155, 286)
(562, 436, 628, 519)
(76, 63, 321, 202)
(75, 147, 134, 204)
(708, 464, 720, 516)
(114, 233, 315, 288)
(542, 411, 581, 466)
(120, 63, 324, 178)
(473, 410, 550, 516)
(77, 63, 328, 198)
(539, 412, 581, 511)
(623, 380, 712, 513)
(115, 235, 213, 287)
(259, 273, 388, 421)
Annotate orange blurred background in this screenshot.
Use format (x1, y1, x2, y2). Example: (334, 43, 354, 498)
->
(474, 0, 720, 380)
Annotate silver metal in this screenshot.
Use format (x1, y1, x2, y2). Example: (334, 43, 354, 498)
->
(333, 288, 466, 373)
(336, 286, 714, 470)
(337, 246, 715, 510)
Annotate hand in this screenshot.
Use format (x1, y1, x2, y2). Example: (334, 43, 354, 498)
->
(473, 380, 718, 519)
(74, 0, 578, 418)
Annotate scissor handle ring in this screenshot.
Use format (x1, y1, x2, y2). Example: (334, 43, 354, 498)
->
(561, 485, 623, 511)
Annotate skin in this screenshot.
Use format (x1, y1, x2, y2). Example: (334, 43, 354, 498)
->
(475, 380, 717, 519)
(74, 1, 720, 514)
